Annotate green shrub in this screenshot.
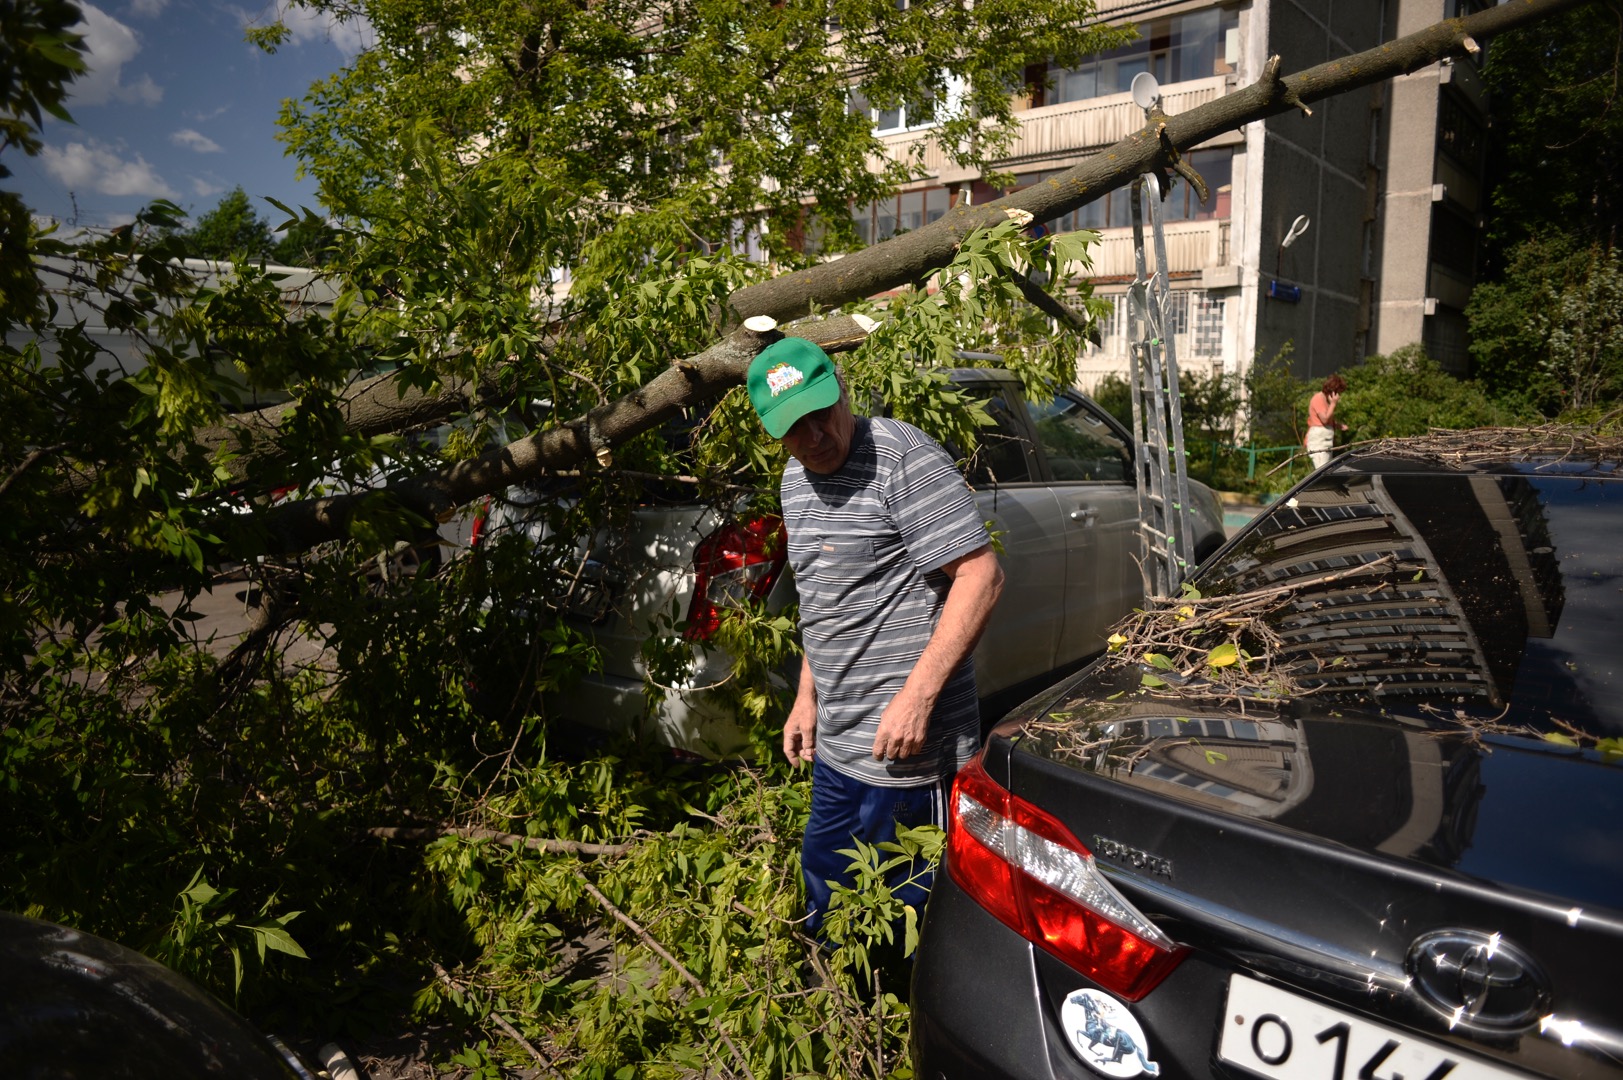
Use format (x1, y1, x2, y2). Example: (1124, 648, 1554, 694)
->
(1339, 345, 1535, 440)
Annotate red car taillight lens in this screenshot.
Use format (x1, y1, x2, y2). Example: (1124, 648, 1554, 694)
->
(683, 516, 787, 642)
(469, 497, 492, 548)
(947, 753, 1184, 1001)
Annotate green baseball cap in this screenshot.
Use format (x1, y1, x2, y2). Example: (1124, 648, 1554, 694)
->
(747, 338, 841, 439)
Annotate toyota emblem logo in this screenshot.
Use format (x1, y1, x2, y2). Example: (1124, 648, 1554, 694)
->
(1406, 930, 1550, 1032)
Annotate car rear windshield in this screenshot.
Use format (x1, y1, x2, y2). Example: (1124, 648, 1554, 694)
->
(1199, 469, 1622, 739)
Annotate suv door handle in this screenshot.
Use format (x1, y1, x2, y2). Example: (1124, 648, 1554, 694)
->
(1069, 507, 1098, 525)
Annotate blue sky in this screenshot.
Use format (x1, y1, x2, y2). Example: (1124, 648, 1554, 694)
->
(10, 0, 369, 230)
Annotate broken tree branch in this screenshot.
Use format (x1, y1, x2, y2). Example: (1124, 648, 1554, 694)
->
(242, 313, 873, 552)
(432, 961, 569, 1079)
(368, 825, 635, 857)
(577, 877, 758, 1080)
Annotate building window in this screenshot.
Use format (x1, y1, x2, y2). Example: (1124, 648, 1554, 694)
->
(1429, 205, 1478, 280)
(849, 84, 943, 135)
(1436, 93, 1485, 172)
(1047, 8, 1239, 105)
(704, 220, 768, 262)
(1090, 291, 1225, 359)
(852, 187, 952, 245)
(1191, 294, 1226, 358)
(1095, 295, 1129, 353)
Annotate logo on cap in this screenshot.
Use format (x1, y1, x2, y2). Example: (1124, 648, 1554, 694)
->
(765, 362, 803, 397)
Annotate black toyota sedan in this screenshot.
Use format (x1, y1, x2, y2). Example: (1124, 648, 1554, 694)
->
(912, 433, 1623, 1080)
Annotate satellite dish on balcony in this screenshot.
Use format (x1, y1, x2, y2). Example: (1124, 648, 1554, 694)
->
(1131, 72, 1162, 111)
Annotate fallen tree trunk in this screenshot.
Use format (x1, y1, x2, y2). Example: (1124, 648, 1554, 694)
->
(243, 313, 874, 552)
(238, 0, 1586, 555)
(726, 0, 1586, 321)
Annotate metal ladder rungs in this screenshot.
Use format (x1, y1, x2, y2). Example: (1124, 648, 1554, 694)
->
(1125, 159, 1194, 601)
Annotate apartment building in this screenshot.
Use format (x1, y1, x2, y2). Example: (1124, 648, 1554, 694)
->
(854, 0, 1489, 387)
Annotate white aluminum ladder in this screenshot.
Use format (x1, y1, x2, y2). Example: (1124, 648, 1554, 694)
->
(1126, 171, 1195, 599)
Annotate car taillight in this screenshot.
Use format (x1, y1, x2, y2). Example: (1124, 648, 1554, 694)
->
(683, 516, 787, 642)
(947, 753, 1184, 1000)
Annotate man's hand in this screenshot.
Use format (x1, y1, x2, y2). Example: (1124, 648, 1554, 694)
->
(872, 689, 931, 761)
(783, 656, 817, 767)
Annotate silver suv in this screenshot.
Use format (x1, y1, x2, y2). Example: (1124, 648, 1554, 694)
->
(485, 368, 1228, 755)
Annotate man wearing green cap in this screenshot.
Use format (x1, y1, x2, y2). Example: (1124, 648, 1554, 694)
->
(746, 337, 1005, 933)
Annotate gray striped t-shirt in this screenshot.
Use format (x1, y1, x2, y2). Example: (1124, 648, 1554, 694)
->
(782, 417, 991, 787)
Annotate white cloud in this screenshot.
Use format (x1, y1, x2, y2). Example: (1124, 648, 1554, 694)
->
(39, 139, 178, 199)
(191, 176, 227, 198)
(172, 129, 225, 154)
(127, 0, 168, 16)
(71, 4, 164, 106)
(122, 73, 163, 105)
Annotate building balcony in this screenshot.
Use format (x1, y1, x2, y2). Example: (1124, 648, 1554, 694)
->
(1081, 218, 1231, 280)
(1435, 154, 1482, 215)
(875, 75, 1230, 181)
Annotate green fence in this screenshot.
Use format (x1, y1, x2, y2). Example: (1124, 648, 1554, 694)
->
(1184, 440, 1312, 496)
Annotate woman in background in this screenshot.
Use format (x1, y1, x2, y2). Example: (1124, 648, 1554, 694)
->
(1304, 374, 1348, 468)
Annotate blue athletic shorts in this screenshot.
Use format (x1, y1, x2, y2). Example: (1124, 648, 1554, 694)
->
(801, 755, 950, 936)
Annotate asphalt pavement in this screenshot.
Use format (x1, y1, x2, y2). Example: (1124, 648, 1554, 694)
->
(167, 571, 327, 668)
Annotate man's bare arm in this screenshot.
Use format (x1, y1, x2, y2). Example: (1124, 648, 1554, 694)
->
(871, 544, 1005, 761)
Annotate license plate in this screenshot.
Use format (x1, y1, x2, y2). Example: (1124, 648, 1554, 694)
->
(1218, 974, 1528, 1080)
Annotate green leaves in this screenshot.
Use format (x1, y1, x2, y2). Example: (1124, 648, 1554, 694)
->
(245, 918, 309, 962)
(0, 0, 88, 168)
(150, 871, 309, 999)
(398, 757, 942, 1076)
(276, 0, 1124, 268)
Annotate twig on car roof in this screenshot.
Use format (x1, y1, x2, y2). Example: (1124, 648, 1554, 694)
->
(1355, 421, 1623, 467)
(1084, 554, 1401, 705)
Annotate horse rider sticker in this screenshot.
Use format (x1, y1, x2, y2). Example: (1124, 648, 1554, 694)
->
(1061, 988, 1162, 1078)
